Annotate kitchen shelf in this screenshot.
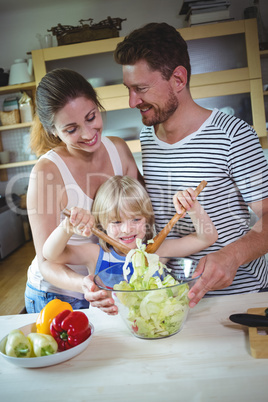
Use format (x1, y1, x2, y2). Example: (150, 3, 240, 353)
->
(0, 121, 32, 132)
(0, 81, 36, 95)
(0, 159, 37, 170)
(259, 47, 268, 150)
(260, 50, 268, 57)
(0, 82, 36, 181)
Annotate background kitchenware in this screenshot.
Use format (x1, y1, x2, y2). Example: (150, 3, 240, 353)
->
(230, 307, 268, 359)
(18, 92, 34, 123)
(36, 33, 53, 49)
(229, 313, 268, 327)
(94, 258, 200, 339)
(3, 97, 19, 112)
(0, 68, 9, 87)
(219, 106, 235, 116)
(87, 77, 105, 88)
(8, 58, 34, 85)
(0, 110, 20, 126)
(0, 151, 10, 164)
(248, 308, 268, 359)
(145, 180, 207, 254)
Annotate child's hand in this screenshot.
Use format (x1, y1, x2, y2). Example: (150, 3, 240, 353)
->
(65, 207, 95, 237)
(173, 188, 196, 216)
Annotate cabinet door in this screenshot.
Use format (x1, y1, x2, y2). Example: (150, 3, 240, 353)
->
(183, 20, 266, 137)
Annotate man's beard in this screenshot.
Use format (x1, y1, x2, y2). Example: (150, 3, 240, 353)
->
(141, 89, 178, 126)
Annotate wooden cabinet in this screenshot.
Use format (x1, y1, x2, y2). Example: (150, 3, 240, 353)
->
(259, 49, 268, 147)
(31, 19, 266, 148)
(0, 82, 37, 180)
(1, 18, 266, 182)
(182, 19, 266, 139)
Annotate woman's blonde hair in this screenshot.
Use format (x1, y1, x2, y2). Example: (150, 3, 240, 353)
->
(92, 176, 155, 252)
(30, 68, 104, 156)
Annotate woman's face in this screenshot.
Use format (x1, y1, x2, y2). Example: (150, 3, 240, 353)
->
(53, 96, 103, 153)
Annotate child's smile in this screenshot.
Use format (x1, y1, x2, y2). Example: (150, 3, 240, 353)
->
(107, 216, 147, 249)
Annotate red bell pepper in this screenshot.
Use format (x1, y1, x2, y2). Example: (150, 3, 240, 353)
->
(50, 310, 91, 351)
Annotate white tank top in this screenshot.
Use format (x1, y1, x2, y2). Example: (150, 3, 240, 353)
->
(27, 136, 123, 297)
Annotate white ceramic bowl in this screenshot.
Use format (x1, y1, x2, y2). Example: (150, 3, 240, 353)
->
(0, 321, 94, 368)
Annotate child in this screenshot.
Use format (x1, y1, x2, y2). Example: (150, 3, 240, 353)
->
(43, 175, 218, 278)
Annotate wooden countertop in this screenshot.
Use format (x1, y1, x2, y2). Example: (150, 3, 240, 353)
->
(0, 292, 268, 402)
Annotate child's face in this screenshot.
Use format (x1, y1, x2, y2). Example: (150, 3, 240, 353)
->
(106, 214, 147, 249)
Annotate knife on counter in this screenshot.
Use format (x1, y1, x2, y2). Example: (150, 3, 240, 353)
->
(229, 313, 268, 328)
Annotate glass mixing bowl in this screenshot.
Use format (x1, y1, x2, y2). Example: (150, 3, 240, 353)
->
(94, 257, 200, 340)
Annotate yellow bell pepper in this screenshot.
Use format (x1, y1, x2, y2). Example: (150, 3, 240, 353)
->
(36, 299, 73, 335)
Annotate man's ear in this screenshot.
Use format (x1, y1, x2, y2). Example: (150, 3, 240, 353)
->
(171, 66, 188, 92)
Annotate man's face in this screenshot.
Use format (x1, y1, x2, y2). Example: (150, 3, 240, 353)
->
(123, 60, 178, 126)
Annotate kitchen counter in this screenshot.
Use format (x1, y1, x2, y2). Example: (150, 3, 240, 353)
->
(0, 292, 268, 402)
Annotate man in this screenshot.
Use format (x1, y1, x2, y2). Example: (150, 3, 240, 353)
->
(111, 22, 268, 308)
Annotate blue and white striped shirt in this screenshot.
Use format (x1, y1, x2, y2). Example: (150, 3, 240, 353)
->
(140, 108, 268, 294)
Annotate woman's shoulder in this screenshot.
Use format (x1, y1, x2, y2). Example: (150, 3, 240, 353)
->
(106, 135, 128, 148)
(106, 136, 139, 177)
(31, 150, 62, 177)
(106, 136, 135, 159)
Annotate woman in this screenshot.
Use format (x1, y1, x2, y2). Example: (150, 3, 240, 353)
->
(25, 68, 141, 313)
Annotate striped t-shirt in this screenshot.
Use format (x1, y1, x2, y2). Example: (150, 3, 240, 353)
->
(140, 108, 268, 295)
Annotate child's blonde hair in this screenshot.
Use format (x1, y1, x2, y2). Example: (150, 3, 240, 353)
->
(92, 175, 155, 252)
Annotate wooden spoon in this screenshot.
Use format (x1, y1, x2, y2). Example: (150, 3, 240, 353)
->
(63, 209, 131, 256)
(145, 180, 207, 254)
(63, 180, 206, 256)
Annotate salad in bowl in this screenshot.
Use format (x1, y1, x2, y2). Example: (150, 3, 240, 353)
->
(94, 240, 200, 339)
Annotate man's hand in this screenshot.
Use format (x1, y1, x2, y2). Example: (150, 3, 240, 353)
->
(82, 275, 118, 315)
(188, 248, 239, 307)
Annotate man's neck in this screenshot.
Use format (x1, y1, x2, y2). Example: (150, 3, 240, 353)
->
(155, 100, 212, 145)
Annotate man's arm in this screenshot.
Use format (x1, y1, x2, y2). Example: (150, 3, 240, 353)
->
(188, 197, 268, 307)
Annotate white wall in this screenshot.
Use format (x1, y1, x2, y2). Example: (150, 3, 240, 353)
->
(1, 0, 268, 72)
(1, 0, 182, 70)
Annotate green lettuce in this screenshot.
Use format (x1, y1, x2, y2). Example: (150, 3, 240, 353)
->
(114, 239, 190, 338)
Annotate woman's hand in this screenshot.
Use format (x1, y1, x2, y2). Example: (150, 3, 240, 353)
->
(82, 275, 119, 315)
(66, 207, 95, 237)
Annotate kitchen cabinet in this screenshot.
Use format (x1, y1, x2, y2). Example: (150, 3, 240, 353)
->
(31, 18, 266, 153)
(1, 18, 266, 182)
(0, 81, 37, 181)
(259, 49, 268, 148)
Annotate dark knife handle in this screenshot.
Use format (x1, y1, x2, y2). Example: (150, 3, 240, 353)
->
(229, 313, 268, 327)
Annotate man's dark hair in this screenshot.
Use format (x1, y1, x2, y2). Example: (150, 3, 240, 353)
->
(114, 22, 191, 85)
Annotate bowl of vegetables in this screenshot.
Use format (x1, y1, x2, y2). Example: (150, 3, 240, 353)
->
(0, 301, 94, 368)
(94, 243, 200, 339)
